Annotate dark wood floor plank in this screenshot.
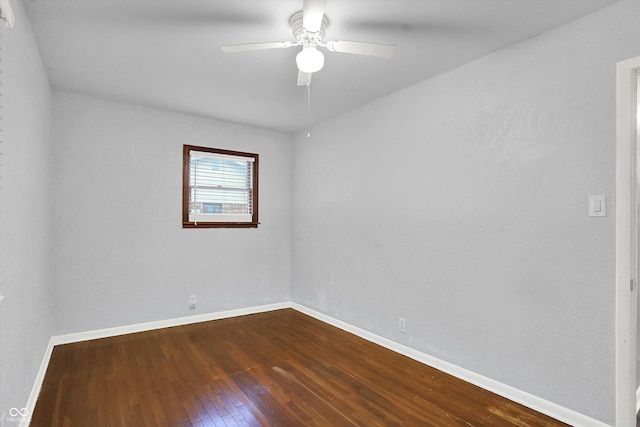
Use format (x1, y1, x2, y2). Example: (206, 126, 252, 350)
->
(31, 309, 569, 426)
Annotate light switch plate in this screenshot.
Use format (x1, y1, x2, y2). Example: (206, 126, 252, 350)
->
(589, 195, 606, 217)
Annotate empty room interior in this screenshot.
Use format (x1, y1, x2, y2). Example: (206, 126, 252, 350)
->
(2, 0, 640, 425)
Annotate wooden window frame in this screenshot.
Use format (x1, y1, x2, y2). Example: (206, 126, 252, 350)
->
(182, 145, 259, 229)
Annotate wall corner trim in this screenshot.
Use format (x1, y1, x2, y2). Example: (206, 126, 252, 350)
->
(23, 301, 608, 427)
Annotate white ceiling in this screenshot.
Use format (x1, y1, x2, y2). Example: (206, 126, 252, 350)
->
(24, 0, 620, 133)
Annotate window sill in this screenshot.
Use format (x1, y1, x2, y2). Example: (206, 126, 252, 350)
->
(182, 222, 259, 229)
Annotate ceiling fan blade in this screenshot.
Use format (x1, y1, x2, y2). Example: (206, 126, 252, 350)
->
(326, 40, 396, 59)
(221, 41, 292, 53)
(297, 71, 312, 86)
(303, 0, 326, 32)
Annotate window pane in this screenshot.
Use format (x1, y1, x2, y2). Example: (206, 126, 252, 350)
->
(183, 146, 258, 227)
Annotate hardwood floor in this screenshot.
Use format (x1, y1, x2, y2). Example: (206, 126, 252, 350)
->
(31, 309, 568, 426)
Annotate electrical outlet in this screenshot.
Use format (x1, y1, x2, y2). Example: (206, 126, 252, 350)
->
(398, 317, 407, 333)
(189, 294, 197, 310)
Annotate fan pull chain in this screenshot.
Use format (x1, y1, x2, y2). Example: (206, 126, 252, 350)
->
(306, 82, 311, 138)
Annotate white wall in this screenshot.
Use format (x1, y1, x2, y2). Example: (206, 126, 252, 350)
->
(292, 1, 640, 423)
(50, 92, 292, 334)
(8, 0, 639, 423)
(0, 0, 53, 418)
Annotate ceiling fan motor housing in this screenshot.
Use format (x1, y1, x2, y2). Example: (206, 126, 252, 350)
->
(290, 11, 329, 46)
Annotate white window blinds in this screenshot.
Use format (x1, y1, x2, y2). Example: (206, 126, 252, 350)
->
(187, 148, 257, 224)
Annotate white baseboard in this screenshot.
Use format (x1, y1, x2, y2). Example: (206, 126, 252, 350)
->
(290, 303, 609, 427)
(22, 302, 288, 426)
(24, 301, 608, 427)
(50, 302, 290, 346)
(636, 385, 640, 414)
(20, 337, 55, 427)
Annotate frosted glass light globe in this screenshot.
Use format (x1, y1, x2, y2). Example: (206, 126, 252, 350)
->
(296, 46, 324, 73)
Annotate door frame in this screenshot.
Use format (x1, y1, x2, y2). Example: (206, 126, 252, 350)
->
(615, 55, 639, 426)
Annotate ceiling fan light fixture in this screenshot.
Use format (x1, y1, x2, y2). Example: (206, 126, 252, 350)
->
(221, 4, 395, 87)
(296, 46, 324, 73)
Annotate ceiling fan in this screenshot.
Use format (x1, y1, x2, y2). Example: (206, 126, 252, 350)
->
(221, 0, 396, 86)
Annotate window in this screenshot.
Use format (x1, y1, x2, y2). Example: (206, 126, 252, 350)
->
(182, 145, 258, 228)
